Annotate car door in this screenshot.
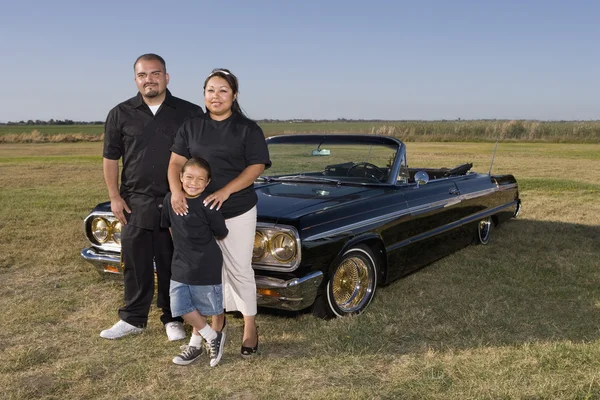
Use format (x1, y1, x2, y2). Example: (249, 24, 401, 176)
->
(386, 179, 464, 278)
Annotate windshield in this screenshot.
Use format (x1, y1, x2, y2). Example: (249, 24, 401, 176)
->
(264, 141, 398, 184)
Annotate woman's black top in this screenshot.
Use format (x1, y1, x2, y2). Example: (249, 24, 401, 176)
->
(171, 112, 271, 219)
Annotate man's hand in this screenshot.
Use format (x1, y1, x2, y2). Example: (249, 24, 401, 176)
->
(110, 195, 131, 224)
(171, 189, 188, 216)
(103, 158, 129, 224)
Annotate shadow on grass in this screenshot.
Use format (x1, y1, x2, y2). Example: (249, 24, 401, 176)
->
(255, 218, 600, 357)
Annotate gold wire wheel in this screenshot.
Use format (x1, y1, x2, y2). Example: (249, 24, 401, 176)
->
(331, 253, 375, 313)
(478, 217, 492, 244)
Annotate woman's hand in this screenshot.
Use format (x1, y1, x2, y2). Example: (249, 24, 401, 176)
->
(203, 188, 231, 211)
(170, 189, 188, 216)
(202, 164, 264, 211)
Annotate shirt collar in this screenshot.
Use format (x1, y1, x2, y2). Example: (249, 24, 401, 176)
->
(133, 89, 175, 109)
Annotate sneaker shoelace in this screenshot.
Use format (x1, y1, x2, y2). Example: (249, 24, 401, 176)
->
(208, 337, 220, 358)
(180, 345, 198, 359)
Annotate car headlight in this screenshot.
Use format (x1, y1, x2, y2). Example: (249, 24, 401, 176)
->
(252, 224, 300, 271)
(253, 231, 268, 262)
(111, 220, 122, 244)
(270, 232, 296, 262)
(85, 213, 123, 250)
(91, 217, 110, 243)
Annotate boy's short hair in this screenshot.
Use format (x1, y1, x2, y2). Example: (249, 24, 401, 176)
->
(182, 157, 211, 179)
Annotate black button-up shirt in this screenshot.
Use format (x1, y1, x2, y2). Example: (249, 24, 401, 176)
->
(103, 89, 204, 229)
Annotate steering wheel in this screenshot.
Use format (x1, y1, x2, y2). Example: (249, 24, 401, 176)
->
(347, 162, 386, 182)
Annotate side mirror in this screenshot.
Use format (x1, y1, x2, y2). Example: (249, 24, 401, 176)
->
(414, 171, 429, 187)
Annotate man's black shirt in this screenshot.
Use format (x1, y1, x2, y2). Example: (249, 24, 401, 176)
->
(171, 112, 271, 219)
(161, 192, 228, 285)
(104, 89, 203, 229)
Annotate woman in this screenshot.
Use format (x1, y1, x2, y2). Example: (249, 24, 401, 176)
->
(167, 68, 270, 357)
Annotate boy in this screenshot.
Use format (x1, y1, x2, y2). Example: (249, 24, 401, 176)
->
(161, 157, 228, 367)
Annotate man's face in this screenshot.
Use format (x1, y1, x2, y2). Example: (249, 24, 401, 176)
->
(134, 59, 169, 99)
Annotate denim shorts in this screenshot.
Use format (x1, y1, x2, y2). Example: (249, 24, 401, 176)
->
(169, 280, 223, 317)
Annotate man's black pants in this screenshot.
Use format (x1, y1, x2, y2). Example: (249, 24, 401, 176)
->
(118, 224, 183, 327)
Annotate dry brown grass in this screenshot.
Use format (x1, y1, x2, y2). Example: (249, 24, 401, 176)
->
(1, 142, 599, 399)
(3, 120, 600, 143)
(0, 130, 104, 143)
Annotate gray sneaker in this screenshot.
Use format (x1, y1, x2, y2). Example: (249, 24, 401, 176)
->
(207, 331, 225, 367)
(172, 345, 202, 366)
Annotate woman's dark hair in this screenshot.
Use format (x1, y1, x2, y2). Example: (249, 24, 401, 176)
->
(181, 157, 211, 180)
(203, 68, 245, 116)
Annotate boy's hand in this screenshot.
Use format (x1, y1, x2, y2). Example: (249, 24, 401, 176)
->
(110, 195, 131, 225)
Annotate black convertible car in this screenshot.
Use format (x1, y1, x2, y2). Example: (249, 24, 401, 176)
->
(81, 134, 520, 318)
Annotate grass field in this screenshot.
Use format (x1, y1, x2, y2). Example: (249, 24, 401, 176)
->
(1, 141, 599, 399)
(2, 120, 600, 143)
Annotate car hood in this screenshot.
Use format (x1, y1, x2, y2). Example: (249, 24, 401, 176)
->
(255, 182, 381, 222)
(91, 183, 385, 224)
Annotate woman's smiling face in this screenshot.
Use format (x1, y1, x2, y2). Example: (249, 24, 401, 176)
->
(204, 76, 236, 120)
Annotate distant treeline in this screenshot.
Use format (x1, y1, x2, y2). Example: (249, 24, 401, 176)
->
(1, 119, 104, 126)
(1, 120, 600, 143)
(3, 117, 599, 125)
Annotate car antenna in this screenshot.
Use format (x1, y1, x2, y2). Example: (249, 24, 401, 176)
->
(488, 139, 499, 176)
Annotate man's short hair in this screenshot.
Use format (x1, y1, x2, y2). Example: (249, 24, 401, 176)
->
(134, 53, 167, 72)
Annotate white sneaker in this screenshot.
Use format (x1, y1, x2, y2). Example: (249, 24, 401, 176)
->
(165, 321, 186, 341)
(100, 320, 144, 340)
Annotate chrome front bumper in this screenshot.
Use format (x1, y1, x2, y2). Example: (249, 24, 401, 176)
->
(81, 247, 122, 277)
(81, 247, 324, 311)
(255, 271, 323, 311)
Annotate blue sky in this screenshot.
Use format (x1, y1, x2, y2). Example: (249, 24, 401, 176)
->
(2, 0, 599, 121)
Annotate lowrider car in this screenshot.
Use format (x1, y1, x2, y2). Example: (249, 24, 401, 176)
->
(81, 134, 520, 318)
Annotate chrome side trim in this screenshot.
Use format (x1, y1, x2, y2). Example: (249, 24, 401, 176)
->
(303, 197, 462, 241)
(459, 188, 496, 200)
(496, 183, 518, 191)
(303, 184, 517, 242)
(386, 200, 518, 252)
(303, 208, 412, 241)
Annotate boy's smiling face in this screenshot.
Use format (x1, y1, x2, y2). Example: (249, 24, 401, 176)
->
(180, 165, 210, 198)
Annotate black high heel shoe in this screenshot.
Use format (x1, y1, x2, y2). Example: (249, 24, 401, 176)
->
(240, 326, 259, 358)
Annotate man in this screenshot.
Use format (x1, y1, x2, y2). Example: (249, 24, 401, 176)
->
(100, 53, 204, 340)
